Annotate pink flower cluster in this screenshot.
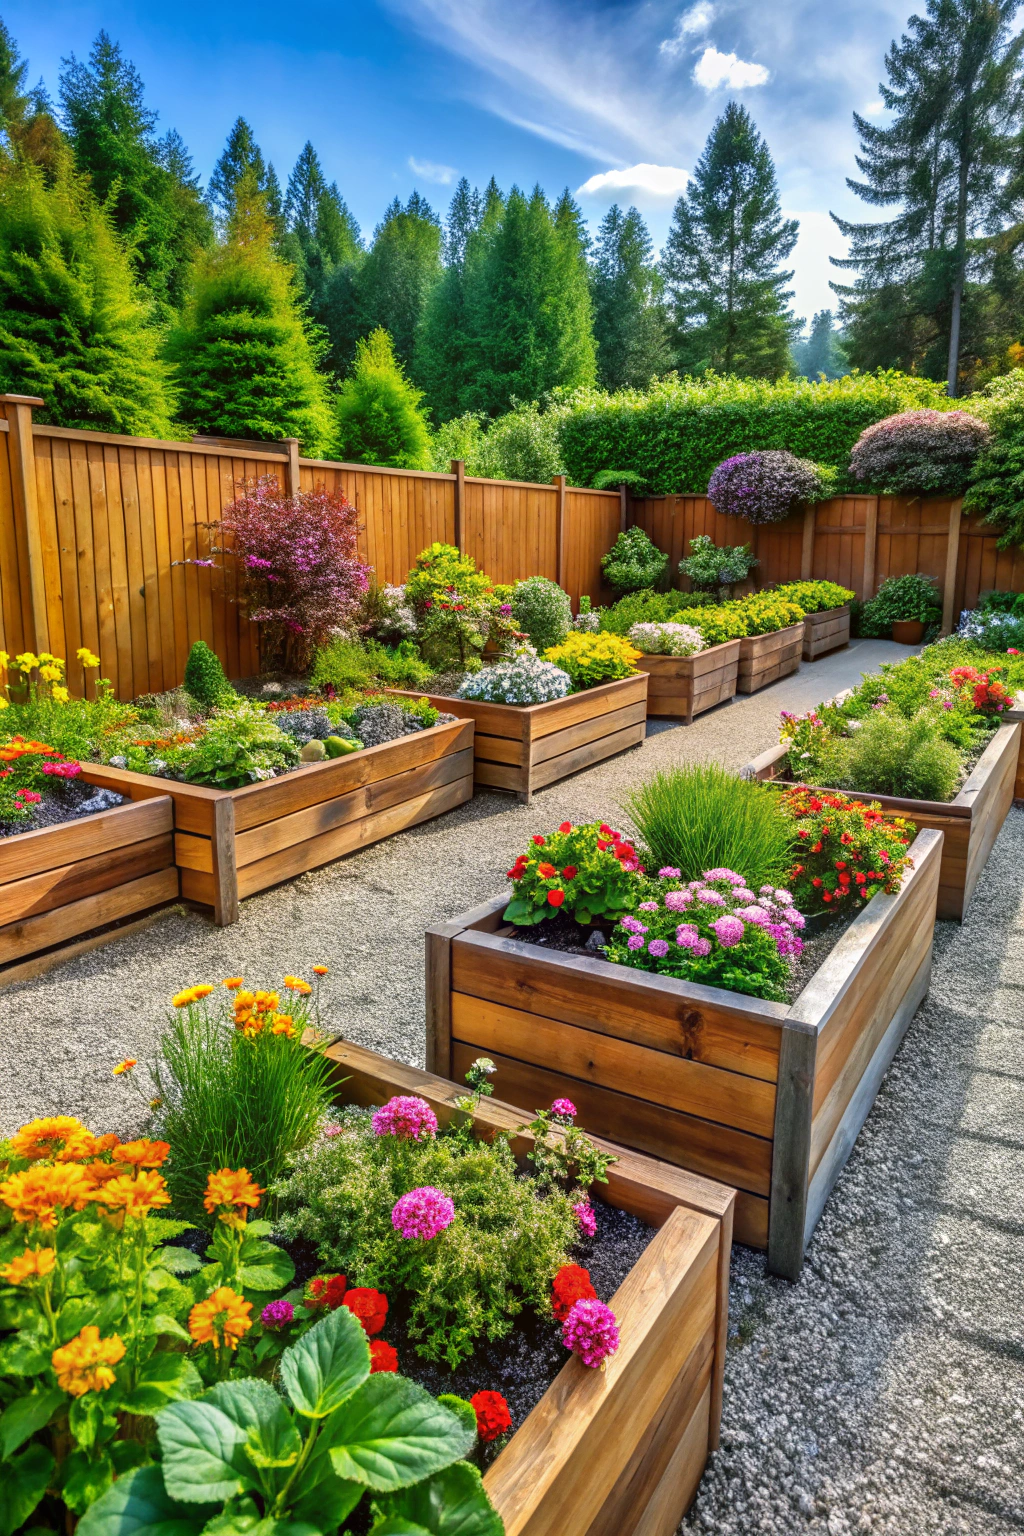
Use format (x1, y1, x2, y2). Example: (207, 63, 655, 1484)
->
(550, 1098, 577, 1121)
(562, 1297, 620, 1368)
(372, 1095, 439, 1142)
(391, 1186, 456, 1241)
(617, 869, 805, 967)
(41, 760, 82, 779)
(573, 1199, 597, 1238)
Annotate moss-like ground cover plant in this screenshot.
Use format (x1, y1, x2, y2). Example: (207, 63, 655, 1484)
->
(773, 580, 854, 613)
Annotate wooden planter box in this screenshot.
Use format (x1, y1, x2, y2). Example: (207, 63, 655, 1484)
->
(322, 1039, 734, 1536)
(736, 623, 804, 695)
(744, 721, 1020, 922)
(425, 827, 942, 1281)
(634, 639, 740, 722)
(802, 604, 851, 660)
(81, 720, 474, 926)
(0, 797, 177, 971)
(1006, 692, 1024, 801)
(388, 675, 647, 804)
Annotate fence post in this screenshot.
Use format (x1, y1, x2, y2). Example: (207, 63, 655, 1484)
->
(283, 438, 301, 498)
(800, 504, 816, 580)
(941, 498, 963, 636)
(554, 474, 567, 586)
(619, 482, 629, 534)
(450, 459, 465, 552)
(1, 393, 49, 656)
(862, 495, 879, 602)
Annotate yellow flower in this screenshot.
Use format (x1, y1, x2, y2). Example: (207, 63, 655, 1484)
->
(271, 1014, 296, 1038)
(96, 1170, 171, 1219)
(254, 991, 279, 1014)
(11, 1116, 97, 1163)
(0, 1246, 56, 1285)
(312, 965, 329, 976)
(172, 984, 213, 1008)
(39, 665, 62, 682)
(188, 1287, 252, 1350)
(0, 1164, 97, 1228)
(0, 651, 7, 669)
(0, 698, 9, 712)
(51, 686, 69, 704)
(222, 976, 244, 989)
(203, 1167, 264, 1220)
(52, 1325, 125, 1396)
(112, 1058, 137, 1076)
(76, 648, 102, 669)
(113, 1138, 169, 1169)
(14, 653, 39, 672)
(283, 975, 311, 995)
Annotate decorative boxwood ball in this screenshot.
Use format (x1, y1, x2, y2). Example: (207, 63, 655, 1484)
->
(708, 451, 827, 525)
(849, 409, 990, 497)
(512, 576, 572, 652)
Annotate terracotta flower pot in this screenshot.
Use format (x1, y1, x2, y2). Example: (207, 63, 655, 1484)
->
(892, 619, 925, 645)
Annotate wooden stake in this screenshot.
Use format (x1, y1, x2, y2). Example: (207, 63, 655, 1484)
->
(800, 503, 816, 580)
(862, 494, 879, 602)
(451, 459, 465, 552)
(283, 437, 301, 498)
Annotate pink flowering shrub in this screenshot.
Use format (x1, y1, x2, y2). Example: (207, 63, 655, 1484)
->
(391, 1186, 456, 1241)
(606, 868, 804, 1002)
(849, 410, 989, 497)
(371, 1096, 439, 1142)
(217, 475, 370, 670)
(708, 451, 828, 525)
(562, 1297, 620, 1368)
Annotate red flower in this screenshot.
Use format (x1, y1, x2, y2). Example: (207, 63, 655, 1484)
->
(370, 1340, 399, 1373)
(305, 1274, 347, 1311)
(599, 824, 613, 837)
(834, 861, 846, 870)
(558, 821, 572, 834)
(822, 890, 832, 902)
(532, 835, 545, 846)
(840, 832, 853, 845)
(797, 829, 810, 839)
(811, 842, 822, 854)
(838, 873, 851, 886)
(342, 1288, 388, 1336)
(812, 878, 823, 887)
(325, 1274, 349, 1310)
(471, 1390, 511, 1443)
(547, 889, 565, 907)
(561, 866, 578, 879)
(552, 1263, 597, 1321)
(537, 862, 557, 879)
(855, 873, 866, 884)
(597, 839, 612, 851)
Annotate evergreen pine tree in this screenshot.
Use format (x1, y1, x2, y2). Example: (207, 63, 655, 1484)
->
(0, 18, 29, 138)
(551, 188, 597, 390)
(0, 22, 64, 178)
(0, 162, 174, 434)
(58, 32, 212, 309)
(207, 116, 276, 225)
(591, 204, 671, 389)
(414, 176, 487, 420)
(661, 103, 799, 378)
(355, 192, 442, 369)
(166, 170, 334, 453)
(334, 326, 432, 468)
(791, 309, 848, 379)
(281, 142, 364, 374)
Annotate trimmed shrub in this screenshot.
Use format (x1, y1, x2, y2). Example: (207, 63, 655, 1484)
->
(334, 327, 432, 470)
(309, 636, 375, 694)
(512, 576, 572, 652)
(599, 588, 713, 636)
(678, 534, 758, 592)
(688, 603, 749, 647)
(601, 526, 668, 594)
(845, 709, 963, 802)
(859, 574, 942, 635)
(707, 451, 830, 525)
(183, 640, 233, 706)
(849, 409, 990, 496)
(735, 593, 805, 635)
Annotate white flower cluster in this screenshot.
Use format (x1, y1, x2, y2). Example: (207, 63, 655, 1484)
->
(458, 646, 571, 705)
(381, 584, 418, 638)
(628, 621, 705, 657)
(573, 609, 600, 633)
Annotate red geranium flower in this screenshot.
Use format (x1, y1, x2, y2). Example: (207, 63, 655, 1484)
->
(558, 821, 572, 834)
(471, 1390, 512, 1442)
(325, 1274, 349, 1310)
(561, 866, 578, 879)
(552, 1263, 597, 1321)
(532, 835, 545, 846)
(370, 1340, 399, 1373)
(342, 1287, 388, 1335)
(547, 889, 565, 907)
(537, 862, 557, 879)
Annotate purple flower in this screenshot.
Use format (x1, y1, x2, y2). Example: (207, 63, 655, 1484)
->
(712, 915, 745, 948)
(695, 890, 726, 907)
(392, 1187, 455, 1240)
(573, 1200, 597, 1238)
(261, 1299, 294, 1330)
(734, 904, 769, 925)
(648, 939, 670, 958)
(246, 555, 275, 570)
(942, 701, 953, 710)
(784, 908, 806, 930)
(498, 603, 513, 616)
(732, 888, 756, 902)
(626, 934, 645, 950)
(664, 890, 692, 912)
(675, 924, 700, 949)
(562, 1298, 620, 1368)
(620, 858, 640, 873)
(638, 901, 659, 912)
(704, 869, 746, 885)
(658, 867, 681, 878)
(620, 916, 647, 935)
(691, 937, 712, 958)
(193, 558, 216, 568)
(551, 1098, 578, 1121)
(372, 1095, 439, 1142)
(929, 689, 941, 699)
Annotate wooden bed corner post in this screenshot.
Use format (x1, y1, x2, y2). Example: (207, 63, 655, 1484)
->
(211, 796, 239, 927)
(2, 393, 49, 656)
(284, 437, 301, 499)
(424, 921, 457, 1076)
(941, 497, 963, 637)
(767, 1018, 818, 1281)
(451, 459, 465, 553)
(619, 481, 629, 534)
(862, 494, 879, 602)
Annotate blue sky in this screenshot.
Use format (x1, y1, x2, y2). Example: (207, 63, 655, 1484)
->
(17, 0, 924, 326)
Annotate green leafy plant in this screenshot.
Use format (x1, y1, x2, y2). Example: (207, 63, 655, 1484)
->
(171, 703, 299, 788)
(182, 641, 234, 708)
(591, 468, 649, 493)
(511, 577, 572, 652)
(365, 640, 434, 690)
(405, 545, 494, 610)
(334, 327, 433, 470)
(687, 603, 749, 647)
(678, 534, 758, 594)
(964, 369, 1024, 547)
(542, 632, 639, 690)
(773, 579, 854, 613)
(844, 708, 964, 801)
(77, 1307, 498, 1536)
(624, 764, 795, 893)
(734, 593, 806, 635)
(859, 574, 941, 634)
(503, 820, 641, 926)
(310, 637, 376, 695)
(601, 526, 668, 595)
(597, 588, 714, 636)
(779, 707, 855, 785)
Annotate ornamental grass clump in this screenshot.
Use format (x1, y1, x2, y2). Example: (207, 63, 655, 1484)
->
(542, 631, 640, 689)
(511, 575, 572, 651)
(625, 763, 795, 894)
(849, 409, 989, 496)
(504, 819, 642, 925)
(780, 786, 915, 916)
(845, 708, 963, 802)
(628, 620, 704, 656)
(708, 451, 829, 525)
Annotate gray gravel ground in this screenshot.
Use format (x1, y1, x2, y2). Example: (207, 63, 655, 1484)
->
(4, 635, 1021, 1534)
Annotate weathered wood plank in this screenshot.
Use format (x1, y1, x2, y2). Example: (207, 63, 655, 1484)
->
(0, 795, 172, 883)
(736, 624, 804, 695)
(635, 640, 740, 721)
(802, 605, 850, 660)
(0, 867, 178, 965)
(0, 833, 173, 925)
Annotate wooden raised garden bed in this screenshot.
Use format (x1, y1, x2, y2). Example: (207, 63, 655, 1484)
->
(634, 639, 740, 723)
(1006, 692, 1024, 801)
(81, 719, 474, 926)
(0, 797, 177, 971)
(388, 675, 648, 804)
(323, 1038, 735, 1536)
(743, 720, 1021, 922)
(737, 623, 804, 695)
(802, 604, 851, 661)
(425, 826, 942, 1281)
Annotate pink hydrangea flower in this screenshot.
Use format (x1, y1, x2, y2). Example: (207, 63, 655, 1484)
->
(638, 901, 659, 912)
(658, 867, 681, 878)
(664, 890, 692, 911)
(261, 1299, 294, 1330)
(712, 915, 745, 948)
(620, 916, 647, 934)
(696, 890, 726, 907)
(704, 869, 746, 885)
(648, 938, 670, 957)
(691, 937, 711, 957)
(551, 1098, 577, 1120)
(573, 1200, 597, 1237)
(734, 904, 769, 925)
(391, 1187, 455, 1240)
(562, 1297, 620, 1368)
(372, 1095, 439, 1142)
(675, 923, 700, 948)
(627, 934, 645, 950)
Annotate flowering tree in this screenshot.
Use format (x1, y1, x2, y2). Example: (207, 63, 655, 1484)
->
(218, 476, 370, 671)
(708, 450, 827, 524)
(849, 409, 990, 496)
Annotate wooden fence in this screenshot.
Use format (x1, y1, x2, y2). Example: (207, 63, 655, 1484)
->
(1, 394, 1021, 702)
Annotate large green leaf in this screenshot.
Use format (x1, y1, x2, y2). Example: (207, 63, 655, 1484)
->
(205, 1379, 301, 1474)
(158, 1249, 204, 1276)
(0, 1442, 53, 1536)
(121, 1352, 203, 1416)
(77, 1465, 210, 1536)
(279, 1307, 369, 1419)
(157, 1400, 257, 1504)
(236, 1247, 295, 1293)
(326, 1377, 474, 1493)
(0, 1384, 64, 1459)
(201, 1514, 320, 1536)
(375, 1464, 504, 1536)
(368, 1522, 432, 1536)
(288, 1435, 363, 1531)
(0, 1328, 49, 1377)
(57, 1291, 125, 1342)
(62, 1447, 115, 1515)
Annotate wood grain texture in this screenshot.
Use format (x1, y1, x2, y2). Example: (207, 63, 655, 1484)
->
(736, 624, 804, 694)
(0, 867, 178, 965)
(0, 795, 172, 882)
(802, 605, 851, 660)
(635, 640, 741, 721)
(0, 833, 173, 926)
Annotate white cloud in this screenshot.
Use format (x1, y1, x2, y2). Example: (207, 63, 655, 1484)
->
(408, 156, 457, 183)
(693, 45, 769, 89)
(577, 162, 690, 198)
(863, 99, 885, 116)
(659, 3, 715, 56)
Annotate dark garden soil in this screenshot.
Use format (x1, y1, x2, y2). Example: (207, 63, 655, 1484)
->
(0, 778, 126, 839)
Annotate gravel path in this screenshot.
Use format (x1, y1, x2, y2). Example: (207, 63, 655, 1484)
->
(4, 635, 1021, 1534)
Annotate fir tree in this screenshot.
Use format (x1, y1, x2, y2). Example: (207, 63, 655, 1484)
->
(166, 170, 334, 453)
(590, 204, 671, 389)
(414, 176, 488, 420)
(207, 116, 277, 225)
(281, 141, 364, 375)
(0, 162, 174, 434)
(0, 22, 64, 178)
(661, 103, 800, 378)
(58, 32, 212, 309)
(551, 188, 597, 391)
(355, 192, 442, 369)
(334, 326, 431, 468)
(792, 309, 849, 379)
(0, 18, 29, 138)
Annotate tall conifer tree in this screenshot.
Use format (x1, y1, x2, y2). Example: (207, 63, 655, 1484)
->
(207, 117, 281, 229)
(414, 176, 488, 420)
(355, 192, 442, 369)
(590, 204, 671, 389)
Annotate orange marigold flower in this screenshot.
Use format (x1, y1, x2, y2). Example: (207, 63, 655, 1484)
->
(0, 1164, 97, 1227)
(271, 1014, 296, 1038)
(10, 1116, 97, 1163)
(88, 1160, 125, 1185)
(96, 1170, 171, 1219)
(203, 1167, 264, 1219)
(188, 1286, 252, 1350)
(253, 990, 280, 1014)
(52, 1325, 126, 1395)
(113, 1138, 170, 1169)
(222, 977, 244, 989)
(312, 965, 328, 976)
(112, 1059, 137, 1076)
(94, 1133, 120, 1154)
(0, 1246, 56, 1285)
(282, 975, 312, 995)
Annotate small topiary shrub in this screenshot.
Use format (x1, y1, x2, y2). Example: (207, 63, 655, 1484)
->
(678, 534, 758, 593)
(512, 576, 572, 652)
(542, 632, 640, 690)
(601, 526, 668, 595)
(859, 574, 942, 636)
(707, 452, 829, 525)
(182, 640, 233, 707)
(850, 409, 990, 496)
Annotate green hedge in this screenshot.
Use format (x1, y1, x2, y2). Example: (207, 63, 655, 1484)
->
(558, 372, 952, 495)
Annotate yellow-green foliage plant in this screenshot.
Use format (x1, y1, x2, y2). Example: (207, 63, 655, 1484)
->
(774, 580, 854, 612)
(735, 593, 806, 636)
(688, 603, 749, 647)
(542, 631, 640, 690)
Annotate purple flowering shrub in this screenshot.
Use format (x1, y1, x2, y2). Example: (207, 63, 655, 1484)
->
(849, 409, 990, 496)
(605, 869, 805, 1002)
(708, 451, 828, 525)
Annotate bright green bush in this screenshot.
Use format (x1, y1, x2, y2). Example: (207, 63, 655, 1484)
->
(678, 534, 758, 592)
(334, 326, 432, 469)
(688, 602, 749, 647)
(844, 708, 963, 801)
(182, 640, 234, 707)
(598, 588, 713, 635)
(774, 580, 854, 612)
(601, 525, 669, 594)
(512, 576, 572, 651)
(365, 638, 434, 689)
(543, 631, 639, 689)
(405, 542, 494, 608)
(309, 635, 375, 694)
(735, 593, 805, 635)
(964, 370, 1024, 547)
(859, 574, 942, 635)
